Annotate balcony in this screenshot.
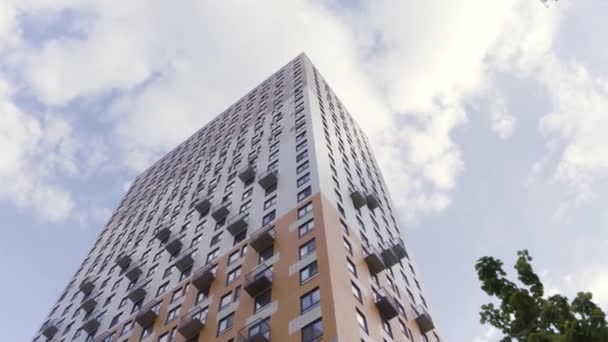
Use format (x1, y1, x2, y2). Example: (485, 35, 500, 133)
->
(127, 279, 150, 303)
(164, 234, 184, 255)
(173, 246, 196, 272)
(226, 212, 249, 235)
(80, 289, 100, 313)
(124, 261, 143, 282)
(135, 300, 160, 328)
(244, 263, 273, 297)
(177, 305, 208, 340)
(191, 263, 216, 292)
(81, 310, 103, 334)
(154, 225, 172, 242)
(237, 318, 271, 342)
(238, 164, 256, 183)
(211, 202, 230, 221)
(249, 226, 275, 253)
(374, 288, 399, 320)
(366, 193, 380, 210)
(387, 239, 408, 260)
(350, 188, 367, 209)
(414, 305, 435, 334)
(380, 246, 399, 268)
(194, 198, 211, 216)
(79, 277, 95, 295)
(381, 240, 407, 268)
(115, 253, 132, 270)
(257, 169, 278, 190)
(363, 245, 386, 274)
(41, 319, 62, 339)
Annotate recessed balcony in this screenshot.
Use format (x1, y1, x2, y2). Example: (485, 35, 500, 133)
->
(249, 226, 275, 253)
(81, 310, 103, 334)
(374, 287, 399, 320)
(80, 290, 100, 313)
(226, 212, 249, 235)
(194, 198, 211, 216)
(191, 263, 216, 292)
(363, 245, 386, 274)
(238, 164, 256, 183)
(380, 246, 399, 268)
(366, 193, 380, 210)
(154, 226, 172, 242)
(174, 246, 196, 272)
(41, 319, 62, 339)
(115, 253, 132, 270)
(164, 234, 184, 255)
(127, 279, 150, 303)
(257, 169, 278, 190)
(135, 300, 160, 328)
(388, 239, 408, 260)
(177, 305, 208, 340)
(350, 188, 367, 209)
(124, 261, 143, 282)
(79, 277, 95, 295)
(414, 305, 435, 334)
(244, 263, 273, 297)
(211, 202, 230, 221)
(237, 318, 271, 342)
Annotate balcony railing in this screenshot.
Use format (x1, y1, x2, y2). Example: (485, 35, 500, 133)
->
(191, 263, 216, 292)
(363, 245, 386, 274)
(79, 277, 95, 295)
(173, 246, 196, 272)
(81, 310, 103, 334)
(154, 225, 172, 242)
(237, 318, 271, 342)
(380, 241, 405, 268)
(211, 202, 230, 221)
(194, 198, 211, 216)
(238, 164, 256, 183)
(257, 169, 278, 190)
(350, 188, 367, 209)
(135, 300, 161, 328)
(127, 279, 150, 303)
(249, 226, 275, 253)
(80, 289, 100, 313)
(41, 318, 62, 339)
(366, 193, 380, 210)
(387, 239, 408, 260)
(414, 305, 435, 334)
(124, 260, 143, 282)
(226, 212, 249, 235)
(244, 263, 273, 297)
(177, 305, 208, 340)
(374, 287, 399, 320)
(115, 253, 132, 270)
(164, 233, 184, 255)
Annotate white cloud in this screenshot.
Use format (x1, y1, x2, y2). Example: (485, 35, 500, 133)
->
(489, 96, 516, 139)
(473, 326, 499, 342)
(543, 266, 608, 308)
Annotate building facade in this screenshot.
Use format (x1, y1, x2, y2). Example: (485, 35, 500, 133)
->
(36, 53, 440, 342)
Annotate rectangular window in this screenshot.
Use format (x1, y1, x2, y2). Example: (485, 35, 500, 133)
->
(297, 173, 311, 187)
(296, 161, 309, 174)
(227, 250, 240, 265)
(254, 289, 272, 313)
(166, 305, 180, 323)
(298, 219, 314, 238)
(263, 195, 277, 210)
(299, 239, 316, 259)
(300, 287, 321, 314)
(226, 266, 241, 285)
(298, 202, 313, 219)
(219, 292, 232, 311)
(347, 258, 357, 277)
(297, 186, 312, 202)
(262, 210, 276, 225)
(301, 318, 323, 342)
(296, 150, 308, 162)
(356, 309, 368, 334)
(217, 312, 234, 335)
(300, 261, 318, 284)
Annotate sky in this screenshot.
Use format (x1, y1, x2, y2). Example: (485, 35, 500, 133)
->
(0, 0, 607, 341)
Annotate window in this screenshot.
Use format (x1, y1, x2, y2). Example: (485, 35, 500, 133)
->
(157, 281, 169, 296)
(296, 161, 309, 174)
(242, 187, 253, 200)
(196, 291, 207, 304)
(226, 266, 241, 284)
(297, 173, 311, 187)
(296, 150, 308, 162)
(351, 282, 362, 303)
(110, 312, 122, 327)
(300, 287, 321, 314)
(217, 312, 234, 335)
(347, 258, 357, 277)
(158, 332, 169, 342)
(219, 292, 232, 310)
(254, 290, 272, 313)
(301, 318, 323, 342)
(210, 232, 223, 246)
(228, 250, 240, 265)
(166, 305, 180, 323)
(382, 318, 393, 337)
(120, 320, 134, 336)
(262, 210, 276, 225)
(343, 238, 352, 254)
(300, 261, 318, 284)
(171, 288, 182, 303)
(297, 186, 312, 202)
(356, 309, 368, 334)
(299, 239, 316, 259)
(298, 202, 312, 219)
(263, 195, 277, 210)
(207, 248, 219, 262)
(298, 219, 314, 237)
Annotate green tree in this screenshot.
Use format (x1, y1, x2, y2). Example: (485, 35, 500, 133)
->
(475, 250, 608, 342)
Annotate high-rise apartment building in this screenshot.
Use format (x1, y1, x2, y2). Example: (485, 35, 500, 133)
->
(36, 53, 440, 342)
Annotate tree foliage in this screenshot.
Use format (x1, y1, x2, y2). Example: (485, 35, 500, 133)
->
(475, 250, 608, 342)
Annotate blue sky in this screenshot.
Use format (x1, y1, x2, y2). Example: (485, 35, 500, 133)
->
(1, 1, 607, 341)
